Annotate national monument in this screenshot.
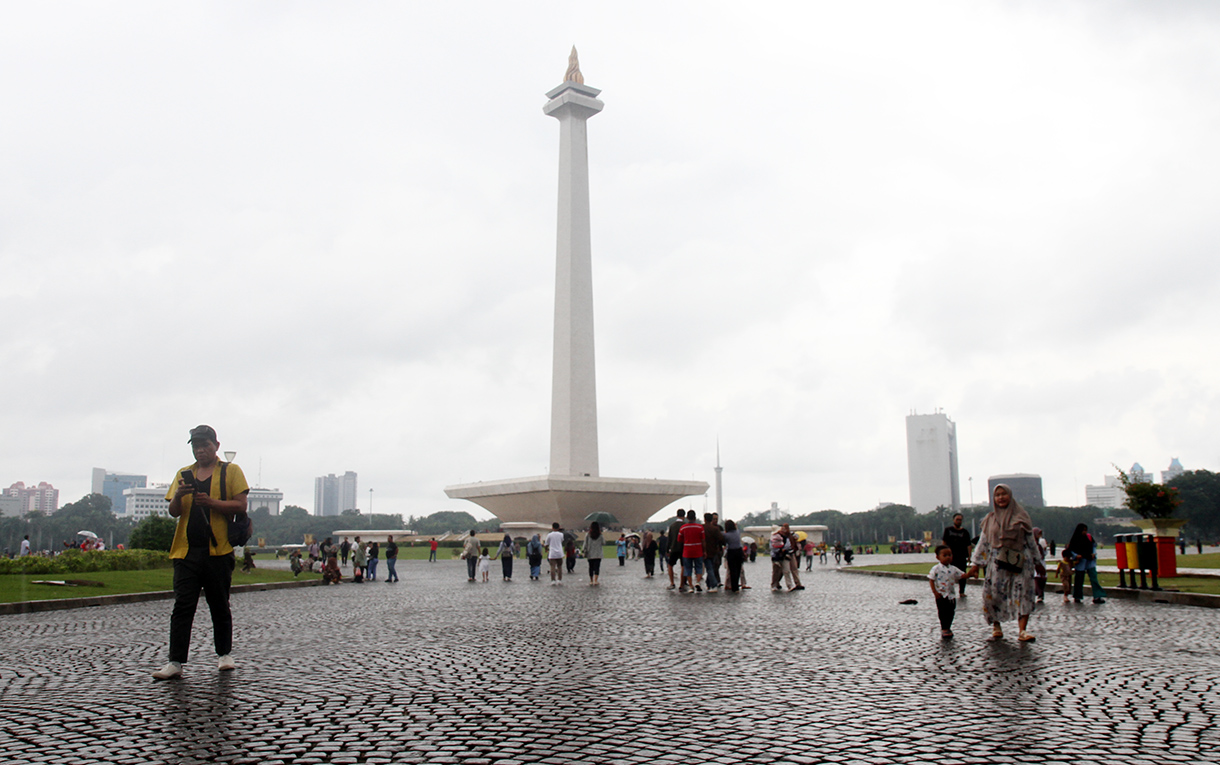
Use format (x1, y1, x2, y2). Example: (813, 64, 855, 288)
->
(444, 49, 708, 530)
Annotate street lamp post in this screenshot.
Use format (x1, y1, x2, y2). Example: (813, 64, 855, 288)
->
(368, 488, 373, 528)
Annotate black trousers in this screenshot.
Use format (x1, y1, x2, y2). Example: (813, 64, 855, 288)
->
(643, 550, 656, 576)
(936, 597, 956, 631)
(501, 555, 513, 579)
(170, 550, 234, 663)
(726, 548, 744, 591)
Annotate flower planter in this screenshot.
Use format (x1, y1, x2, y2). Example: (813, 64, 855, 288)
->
(1131, 518, 1187, 577)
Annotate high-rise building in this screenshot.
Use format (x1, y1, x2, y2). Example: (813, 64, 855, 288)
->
(4, 481, 59, 514)
(1129, 463, 1151, 483)
(92, 468, 147, 515)
(1162, 458, 1185, 484)
(314, 471, 357, 516)
(905, 412, 960, 514)
(1085, 475, 1126, 509)
(123, 485, 171, 519)
(988, 474, 1045, 509)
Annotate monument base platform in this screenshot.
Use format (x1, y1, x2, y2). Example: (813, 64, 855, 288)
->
(444, 475, 709, 531)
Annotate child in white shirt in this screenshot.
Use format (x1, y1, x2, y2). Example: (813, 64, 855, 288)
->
(928, 543, 969, 639)
(479, 548, 491, 582)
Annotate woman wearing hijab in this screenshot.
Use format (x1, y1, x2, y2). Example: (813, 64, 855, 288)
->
(526, 534, 543, 581)
(1065, 523, 1106, 604)
(965, 484, 1040, 642)
(641, 530, 657, 578)
(496, 533, 515, 581)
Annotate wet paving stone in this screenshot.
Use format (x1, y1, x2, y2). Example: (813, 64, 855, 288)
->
(2, 560, 1220, 763)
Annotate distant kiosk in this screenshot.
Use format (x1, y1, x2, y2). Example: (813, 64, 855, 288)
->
(445, 49, 706, 530)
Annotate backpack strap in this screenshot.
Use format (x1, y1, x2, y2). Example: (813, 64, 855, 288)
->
(205, 462, 230, 550)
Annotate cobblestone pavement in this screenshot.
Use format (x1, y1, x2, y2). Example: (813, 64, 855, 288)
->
(2, 559, 1219, 764)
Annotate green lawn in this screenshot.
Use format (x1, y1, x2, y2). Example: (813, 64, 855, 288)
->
(852, 562, 1220, 595)
(0, 568, 319, 604)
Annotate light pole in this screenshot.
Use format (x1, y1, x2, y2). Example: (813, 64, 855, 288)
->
(968, 477, 975, 536)
(368, 488, 373, 528)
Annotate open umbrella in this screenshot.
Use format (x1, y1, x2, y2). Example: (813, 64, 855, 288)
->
(794, 531, 808, 542)
(741, 535, 756, 545)
(77, 530, 99, 539)
(583, 511, 619, 526)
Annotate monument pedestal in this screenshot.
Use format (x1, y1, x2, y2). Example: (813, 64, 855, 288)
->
(445, 475, 707, 531)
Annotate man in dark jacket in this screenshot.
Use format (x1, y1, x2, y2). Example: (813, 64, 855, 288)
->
(665, 510, 686, 590)
(942, 513, 972, 597)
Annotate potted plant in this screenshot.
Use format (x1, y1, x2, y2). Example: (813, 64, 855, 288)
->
(1116, 465, 1186, 577)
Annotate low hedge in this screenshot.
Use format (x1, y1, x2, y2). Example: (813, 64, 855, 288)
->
(0, 549, 172, 575)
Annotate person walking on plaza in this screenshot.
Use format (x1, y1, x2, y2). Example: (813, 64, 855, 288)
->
(942, 513, 972, 598)
(339, 536, 351, 568)
(367, 541, 379, 582)
(1032, 527, 1049, 603)
(463, 530, 481, 582)
(152, 425, 250, 680)
(678, 510, 705, 593)
(429, 537, 438, 563)
(351, 536, 366, 582)
(583, 522, 604, 585)
(703, 513, 725, 592)
(384, 535, 399, 583)
(1055, 554, 1072, 603)
(497, 533, 514, 581)
(657, 531, 669, 575)
(724, 520, 745, 592)
(479, 547, 491, 582)
(1066, 524, 1106, 604)
(641, 529, 657, 578)
(565, 534, 578, 574)
(527, 533, 544, 580)
(770, 528, 795, 591)
(665, 509, 686, 590)
(785, 526, 804, 590)
(929, 543, 970, 639)
(616, 535, 627, 567)
(545, 523, 566, 585)
(19, 535, 30, 557)
(965, 484, 1039, 642)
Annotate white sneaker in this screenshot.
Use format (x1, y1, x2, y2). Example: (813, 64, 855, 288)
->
(217, 654, 236, 671)
(152, 661, 182, 680)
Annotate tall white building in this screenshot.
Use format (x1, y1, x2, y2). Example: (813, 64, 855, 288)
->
(123, 485, 172, 519)
(906, 411, 960, 514)
(1085, 475, 1126, 510)
(1162, 458, 1185, 483)
(314, 471, 357, 516)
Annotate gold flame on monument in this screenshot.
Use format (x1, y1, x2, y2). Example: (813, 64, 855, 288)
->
(564, 46, 583, 84)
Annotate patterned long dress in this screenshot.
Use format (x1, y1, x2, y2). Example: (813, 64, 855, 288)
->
(970, 530, 1039, 624)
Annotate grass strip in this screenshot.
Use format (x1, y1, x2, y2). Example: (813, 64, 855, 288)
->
(0, 568, 321, 604)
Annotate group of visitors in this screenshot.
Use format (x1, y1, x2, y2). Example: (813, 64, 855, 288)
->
(928, 483, 1118, 643)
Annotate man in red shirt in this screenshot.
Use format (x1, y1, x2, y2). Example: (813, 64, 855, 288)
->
(428, 537, 438, 563)
(678, 509, 706, 593)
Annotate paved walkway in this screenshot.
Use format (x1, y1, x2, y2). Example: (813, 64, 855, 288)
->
(2, 559, 1219, 764)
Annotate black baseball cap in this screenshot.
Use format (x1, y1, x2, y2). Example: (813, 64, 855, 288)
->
(188, 425, 218, 443)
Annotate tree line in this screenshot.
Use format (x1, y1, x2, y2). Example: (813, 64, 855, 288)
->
(5, 469, 1218, 555)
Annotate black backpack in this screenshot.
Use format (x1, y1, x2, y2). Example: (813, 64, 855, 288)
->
(205, 462, 253, 549)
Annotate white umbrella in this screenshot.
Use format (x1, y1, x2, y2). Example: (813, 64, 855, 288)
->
(741, 535, 756, 545)
(77, 530, 99, 539)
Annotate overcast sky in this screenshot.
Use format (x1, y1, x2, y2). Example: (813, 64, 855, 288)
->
(3, 2, 1218, 521)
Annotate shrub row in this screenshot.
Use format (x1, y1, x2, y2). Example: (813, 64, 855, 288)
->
(0, 549, 172, 575)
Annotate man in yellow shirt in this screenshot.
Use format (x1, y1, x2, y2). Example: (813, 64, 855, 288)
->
(152, 425, 250, 680)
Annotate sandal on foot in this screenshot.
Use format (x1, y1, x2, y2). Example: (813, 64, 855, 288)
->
(991, 625, 1004, 639)
(1018, 630, 1036, 642)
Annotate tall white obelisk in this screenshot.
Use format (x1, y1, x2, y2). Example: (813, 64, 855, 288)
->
(444, 50, 708, 531)
(544, 47, 603, 478)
